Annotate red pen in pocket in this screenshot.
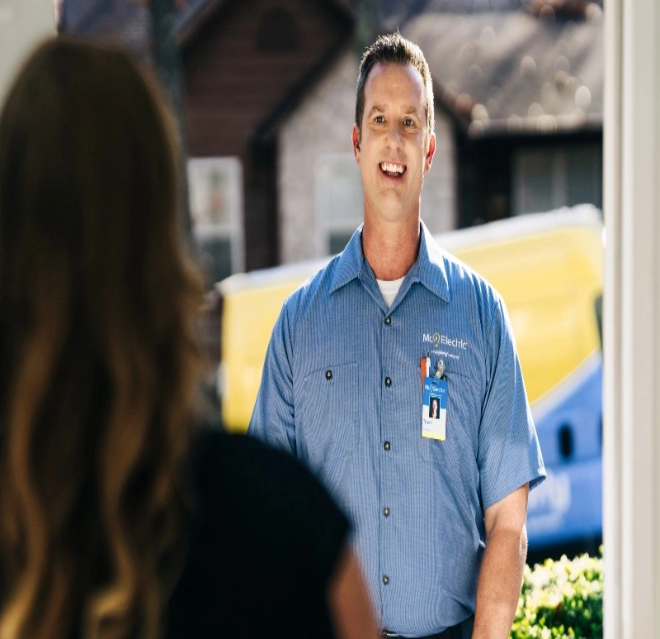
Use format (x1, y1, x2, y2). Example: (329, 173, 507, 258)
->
(420, 356, 426, 391)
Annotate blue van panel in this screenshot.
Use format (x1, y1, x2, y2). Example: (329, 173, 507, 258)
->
(527, 358, 603, 549)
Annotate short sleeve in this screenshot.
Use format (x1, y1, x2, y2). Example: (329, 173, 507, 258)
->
(248, 300, 297, 454)
(478, 297, 546, 511)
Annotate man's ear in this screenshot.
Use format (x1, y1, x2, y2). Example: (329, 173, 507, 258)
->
(425, 132, 436, 173)
(352, 124, 361, 163)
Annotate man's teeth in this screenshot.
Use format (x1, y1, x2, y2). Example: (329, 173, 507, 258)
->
(381, 162, 405, 174)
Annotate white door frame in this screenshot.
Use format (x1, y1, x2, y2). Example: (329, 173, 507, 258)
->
(604, 1, 660, 637)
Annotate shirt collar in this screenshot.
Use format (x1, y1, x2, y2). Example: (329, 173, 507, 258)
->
(414, 221, 451, 302)
(329, 225, 365, 294)
(329, 221, 451, 302)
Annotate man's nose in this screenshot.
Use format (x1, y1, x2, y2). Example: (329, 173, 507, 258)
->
(384, 122, 403, 148)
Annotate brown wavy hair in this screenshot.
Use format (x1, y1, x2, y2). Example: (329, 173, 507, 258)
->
(0, 38, 203, 639)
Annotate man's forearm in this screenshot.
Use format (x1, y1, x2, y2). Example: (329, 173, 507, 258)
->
(471, 526, 527, 639)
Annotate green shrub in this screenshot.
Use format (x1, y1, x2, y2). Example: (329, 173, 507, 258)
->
(511, 552, 603, 639)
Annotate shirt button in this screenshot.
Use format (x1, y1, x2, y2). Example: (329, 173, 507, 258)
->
(385, 316, 391, 325)
(383, 575, 390, 585)
(383, 507, 390, 517)
(385, 376, 392, 387)
(384, 441, 391, 451)
(325, 370, 332, 380)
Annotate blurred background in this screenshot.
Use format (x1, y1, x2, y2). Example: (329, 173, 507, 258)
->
(44, 0, 603, 281)
(2, 0, 605, 565)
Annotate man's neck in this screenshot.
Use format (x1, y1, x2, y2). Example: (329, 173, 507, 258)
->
(362, 215, 421, 281)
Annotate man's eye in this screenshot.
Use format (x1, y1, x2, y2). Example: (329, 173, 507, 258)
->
(375, 115, 384, 123)
(404, 118, 414, 126)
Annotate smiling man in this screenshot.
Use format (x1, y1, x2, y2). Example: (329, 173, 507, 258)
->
(249, 34, 545, 639)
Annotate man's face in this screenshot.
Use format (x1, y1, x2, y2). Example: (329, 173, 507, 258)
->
(352, 62, 436, 225)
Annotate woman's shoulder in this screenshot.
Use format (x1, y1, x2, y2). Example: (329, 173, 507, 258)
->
(190, 427, 350, 544)
(166, 427, 348, 639)
(193, 427, 325, 494)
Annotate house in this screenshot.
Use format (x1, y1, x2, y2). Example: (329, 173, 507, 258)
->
(58, 0, 603, 275)
(177, 0, 353, 282)
(275, 0, 603, 264)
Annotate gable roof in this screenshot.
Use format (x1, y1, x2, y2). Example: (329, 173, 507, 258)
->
(177, 0, 352, 48)
(177, 0, 354, 148)
(404, 6, 603, 137)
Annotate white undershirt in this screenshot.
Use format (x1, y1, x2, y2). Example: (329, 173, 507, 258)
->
(376, 276, 405, 309)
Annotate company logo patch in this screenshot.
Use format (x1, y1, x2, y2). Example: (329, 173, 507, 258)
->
(423, 332, 468, 350)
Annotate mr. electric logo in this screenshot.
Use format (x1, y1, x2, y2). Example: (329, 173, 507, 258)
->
(423, 332, 468, 350)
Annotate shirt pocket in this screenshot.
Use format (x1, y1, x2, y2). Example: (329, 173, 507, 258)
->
(419, 369, 481, 465)
(296, 362, 358, 465)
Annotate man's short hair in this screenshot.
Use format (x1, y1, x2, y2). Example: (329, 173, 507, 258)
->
(355, 33, 435, 136)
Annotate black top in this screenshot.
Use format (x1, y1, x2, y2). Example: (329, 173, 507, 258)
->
(166, 429, 350, 639)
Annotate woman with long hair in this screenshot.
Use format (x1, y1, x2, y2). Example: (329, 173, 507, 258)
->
(0, 37, 376, 639)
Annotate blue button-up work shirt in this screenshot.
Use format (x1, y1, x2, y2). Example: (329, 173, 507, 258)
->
(249, 222, 546, 636)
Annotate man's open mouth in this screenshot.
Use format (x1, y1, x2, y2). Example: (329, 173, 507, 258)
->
(380, 162, 406, 177)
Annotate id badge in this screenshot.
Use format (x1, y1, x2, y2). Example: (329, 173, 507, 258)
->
(422, 377, 447, 440)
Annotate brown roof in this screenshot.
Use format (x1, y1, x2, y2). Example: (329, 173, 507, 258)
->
(404, 6, 603, 137)
(177, 0, 352, 48)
